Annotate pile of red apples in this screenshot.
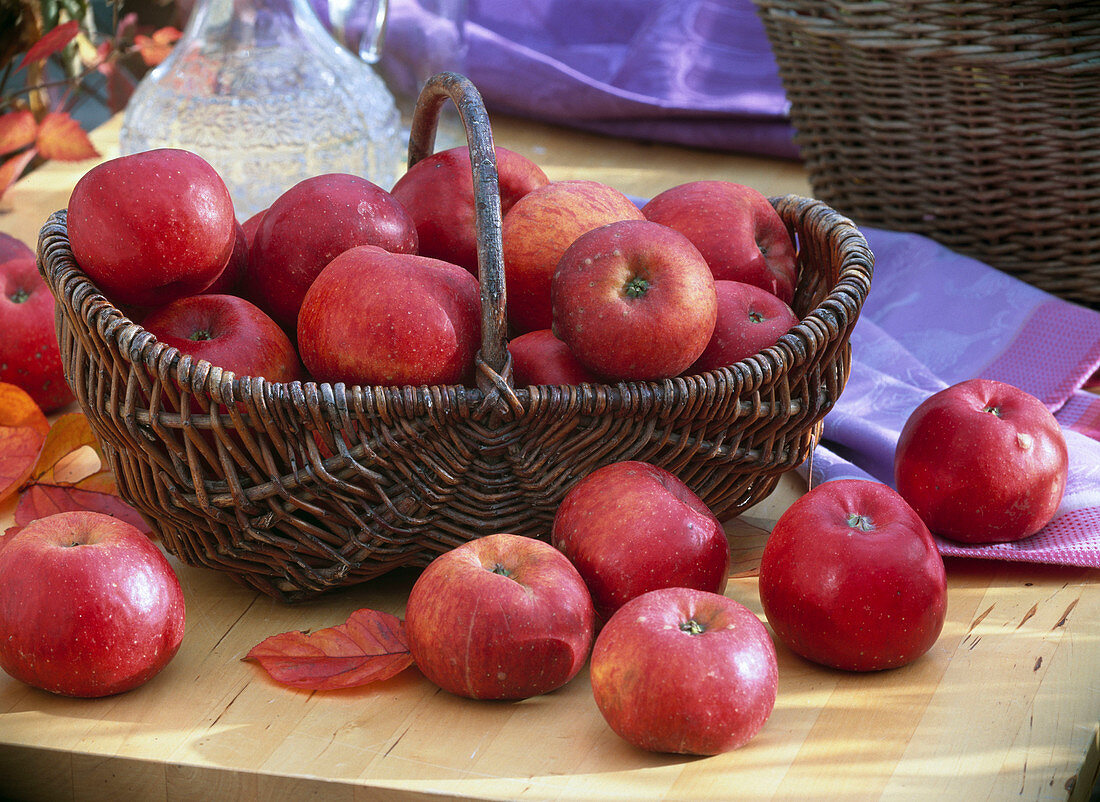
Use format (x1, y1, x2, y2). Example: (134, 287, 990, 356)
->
(62, 146, 802, 390)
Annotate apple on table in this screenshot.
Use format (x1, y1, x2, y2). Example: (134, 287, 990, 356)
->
(0, 511, 186, 698)
(403, 532, 595, 700)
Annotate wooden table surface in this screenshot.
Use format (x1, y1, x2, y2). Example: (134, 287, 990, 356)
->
(1, 114, 1098, 802)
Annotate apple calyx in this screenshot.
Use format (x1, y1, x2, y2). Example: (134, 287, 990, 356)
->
(623, 276, 650, 299)
(982, 404, 1003, 418)
(680, 619, 706, 635)
(846, 512, 875, 532)
(189, 329, 213, 342)
(490, 562, 513, 578)
(9, 287, 30, 303)
(749, 311, 764, 324)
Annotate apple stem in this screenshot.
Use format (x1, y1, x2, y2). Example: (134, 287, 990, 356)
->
(490, 563, 512, 578)
(10, 288, 29, 303)
(983, 405, 1002, 418)
(846, 513, 875, 532)
(680, 619, 706, 635)
(623, 276, 649, 299)
(749, 311, 764, 324)
(190, 329, 213, 341)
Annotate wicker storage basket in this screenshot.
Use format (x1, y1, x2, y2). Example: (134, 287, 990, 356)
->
(38, 73, 873, 602)
(753, 1, 1100, 308)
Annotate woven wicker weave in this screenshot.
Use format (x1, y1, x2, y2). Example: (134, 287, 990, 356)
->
(753, 0, 1100, 307)
(38, 74, 874, 601)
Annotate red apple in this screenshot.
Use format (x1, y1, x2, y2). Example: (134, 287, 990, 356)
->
(551, 461, 729, 621)
(247, 174, 418, 330)
(0, 257, 74, 412)
(502, 179, 645, 333)
(202, 221, 249, 295)
(758, 479, 947, 672)
(0, 232, 34, 262)
(142, 294, 302, 383)
(297, 245, 480, 387)
(507, 329, 597, 386)
(240, 208, 267, 247)
(67, 148, 236, 307)
(551, 219, 717, 381)
(688, 280, 800, 374)
(642, 180, 797, 303)
(404, 532, 595, 700)
(0, 511, 186, 697)
(590, 587, 778, 755)
(392, 146, 549, 275)
(894, 378, 1068, 543)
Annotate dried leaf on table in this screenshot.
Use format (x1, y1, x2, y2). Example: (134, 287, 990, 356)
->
(0, 382, 50, 503)
(245, 608, 415, 690)
(14, 483, 151, 533)
(35, 112, 99, 162)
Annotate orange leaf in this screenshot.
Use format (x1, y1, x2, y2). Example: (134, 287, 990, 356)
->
(14, 484, 152, 535)
(0, 383, 50, 503)
(245, 608, 414, 690)
(0, 111, 38, 157)
(0, 149, 37, 199)
(35, 112, 99, 162)
(28, 412, 109, 487)
(134, 27, 182, 67)
(19, 20, 81, 69)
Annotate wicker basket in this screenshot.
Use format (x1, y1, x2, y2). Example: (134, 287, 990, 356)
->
(753, 0, 1100, 308)
(37, 73, 874, 602)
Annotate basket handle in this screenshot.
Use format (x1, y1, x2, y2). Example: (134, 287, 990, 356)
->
(407, 72, 514, 405)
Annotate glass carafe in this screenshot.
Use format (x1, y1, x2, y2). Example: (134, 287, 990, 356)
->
(119, 0, 404, 219)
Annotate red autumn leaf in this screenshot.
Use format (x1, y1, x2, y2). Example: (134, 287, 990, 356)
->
(245, 608, 415, 690)
(96, 55, 137, 114)
(35, 112, 99, 162)
(0, 148, 37, 200)
(0, 111, 38, 157)
(0, 383, 50, 503)
(14, 484, 153, 534)
(134, 27, 182, 67)
(18, 20, 81, 69)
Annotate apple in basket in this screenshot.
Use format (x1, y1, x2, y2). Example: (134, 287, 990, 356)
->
(894, 378, 1068, 544)
(202, 220, 250, 296)
(403, 533, 595, 700)
(502, 179, 645, 334)
(67, 148, 237, 308)
(551, 461, 730, 622)
(507, 329, 597, 386)
(642, 180, 798, 304)
(246, 173, 418, 331)
(0, 256, 74, 412)
(391, 145, 550, 275)
(0, 232, 34, 262)
(590, 587, 778, 755)
(0, 511, 186, 698)
(758, 479, 947, 672)
(687, 279, 801, 374)
(297, 245, 481, 387)
(142, 293, 303, 383)
(551, 219, 717, 381)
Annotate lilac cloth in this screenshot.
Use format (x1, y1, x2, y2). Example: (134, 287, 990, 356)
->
(810, 229, 1100, 568)
(317, 0, 799, 158)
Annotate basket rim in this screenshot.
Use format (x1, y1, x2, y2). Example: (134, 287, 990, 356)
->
(37, 193, 873, 418)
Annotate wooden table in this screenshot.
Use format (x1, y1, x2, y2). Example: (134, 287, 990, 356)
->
(1, 114, 1098, 802)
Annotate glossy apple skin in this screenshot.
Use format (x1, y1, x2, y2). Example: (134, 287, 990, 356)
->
(642, 181, 797, 304)
(202, 221, 249, 295)
(551, 461, 729, 621)
(590, 587, 778, 755)
(688, 280, 800, 374)
(507, 329, 597, 386)
(404, 533, 596, 700)
(502, 179, 645, 334)
(247, 174, 418, 330)
(759, 479, 947, 672)
(0, 257, 74, 411)
(297, 245, 480, 387)
(392, 146, 549, 275)
(142, 294, 302, 383)
(894, 378, 1068, 543)
(67, 148, 236, 308)
(0, 511, 186, 698)
(551, 219, 716, 381)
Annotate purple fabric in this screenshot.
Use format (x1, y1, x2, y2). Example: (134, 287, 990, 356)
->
(316, 0, 799, 158)
(809, 229, 1100, 568)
